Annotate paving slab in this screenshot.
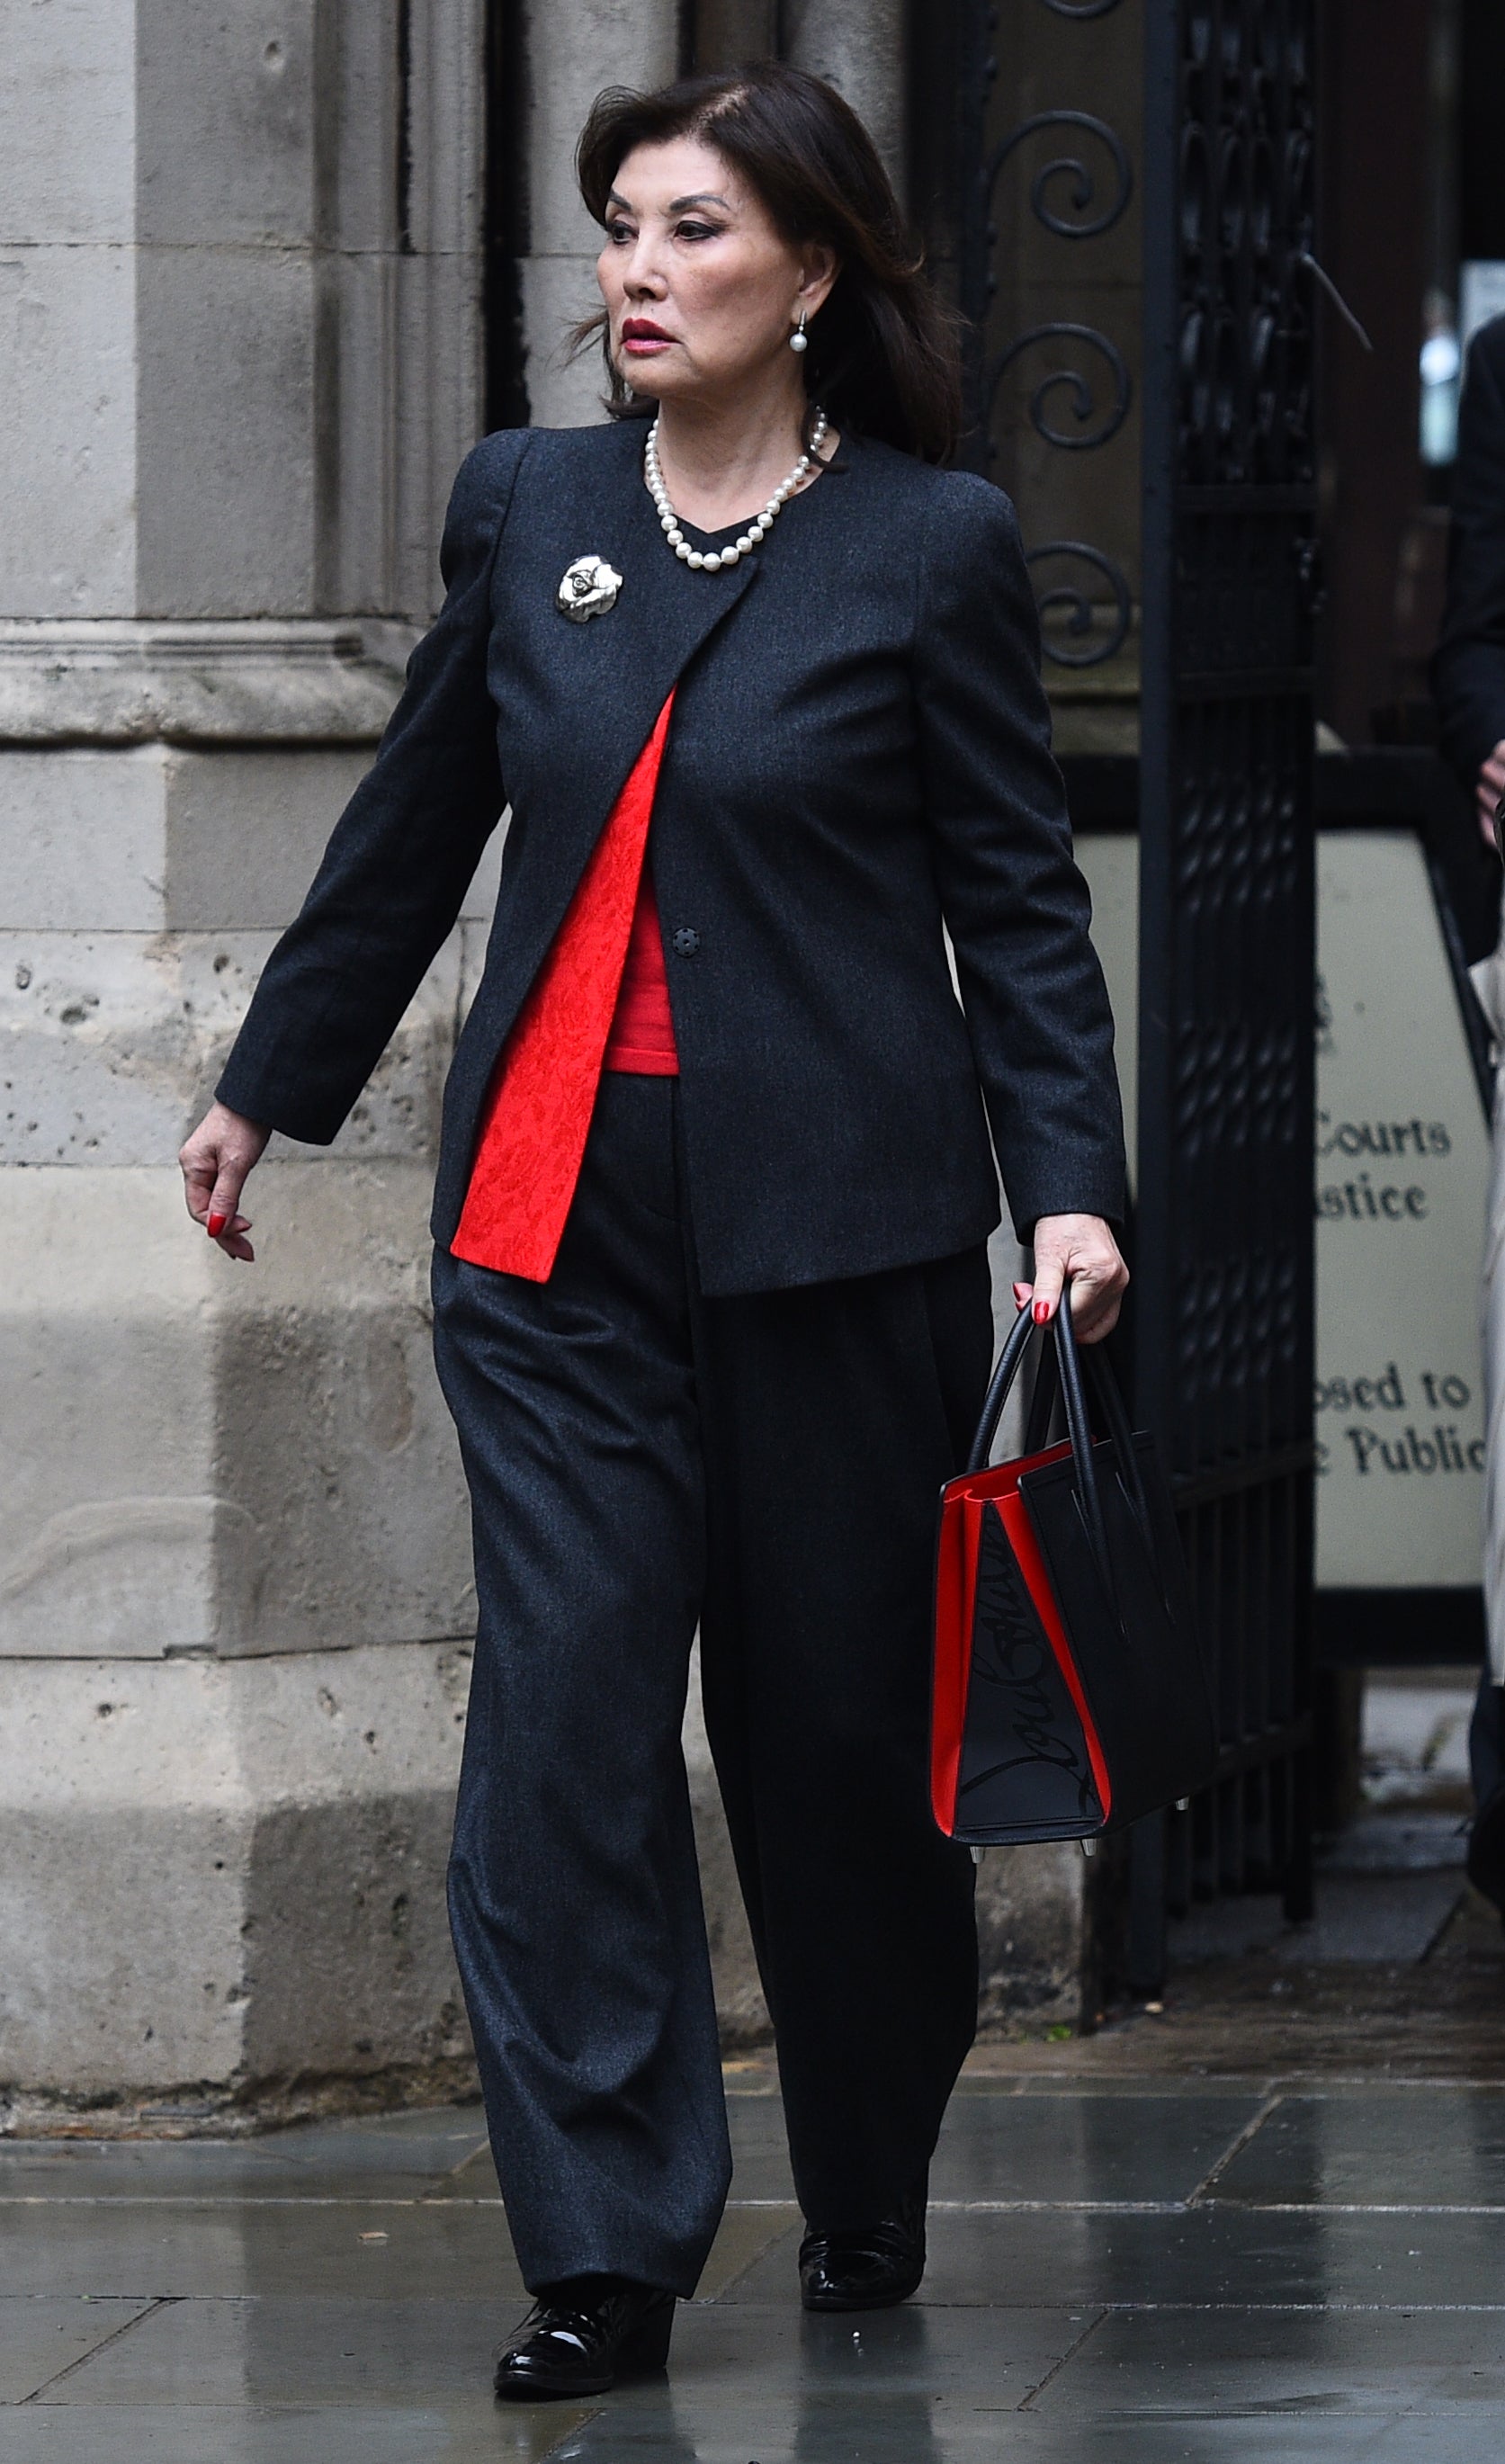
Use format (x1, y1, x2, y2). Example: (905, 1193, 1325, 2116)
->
(0, 2196, 525, 2303)
(1033, 2304, 1505, 2414)
(0, 2297, 155, 2404)
(5, 2086, 1505, 2460)
(0, 2116, 490, 2206)
(46, 2293, 1082, 2411)
(0, 2400, 565, 2462)
(1322, 1814, 1470, 1873)
(422, 2144, 504, 2202)
(958, 1890, 1505, 2084)
(927, 2092, 1268, 2206)
(39, 2294, 524, 2408)
(696, 2203, 799, 2301)
(1209, 2090, 1505, 2208)
(0, 2192, 793, 2316)
(510, 2393, 1501, 2460)
(718, 2085, 1268, 2209)
(1169, 1873, 1467, 1964)
(726, 2200, 1505, 2310)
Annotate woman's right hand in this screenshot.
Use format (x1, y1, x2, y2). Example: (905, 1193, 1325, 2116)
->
(179, 1102, 271, 1261)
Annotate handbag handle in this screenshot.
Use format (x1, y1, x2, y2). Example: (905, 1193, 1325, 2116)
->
(1029, 1322, 1158, 1567)
(1051, 1290, 1115, 1588)
(964, 1288, 1173, 1627)
(1085, 1346, 1156, 1554)
(1024, 1331, 1061, 1456)
(964, 1295, 1039, 1474)
(963, 1284, 1115, 1595)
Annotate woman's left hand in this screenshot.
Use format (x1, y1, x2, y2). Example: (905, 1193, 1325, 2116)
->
(1014, 1214, 1128, 1345)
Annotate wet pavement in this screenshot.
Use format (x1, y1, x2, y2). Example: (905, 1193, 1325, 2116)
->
(5, 2059, 1505, 2460)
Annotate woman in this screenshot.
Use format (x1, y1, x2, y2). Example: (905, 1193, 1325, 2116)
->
(179, 63, 1127, 2397)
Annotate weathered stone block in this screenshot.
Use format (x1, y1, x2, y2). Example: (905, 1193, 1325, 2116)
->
(0, 1642, 475, 2126)
(0, 246, 137, 616)
(137, 4, 318, 249)
(0, 1161, 474, 1661)
(0, 621, 417, 747)
(0, 0, 136, 245)
(518, 256, 611, 431)
(5, 746, 168, 933)
(161, 748, 379, 929)
(4, 738, 388, 936)
(785, 0, 909, 195)
(975, 1844, 1092, 2033)
(136, 247, 316, 619)
(522, 0, 677, 257)
(0, 930, 460, 1165)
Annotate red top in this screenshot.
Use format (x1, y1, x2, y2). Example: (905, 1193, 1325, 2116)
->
(603, 877, 679, 1075)
(450, 694, 678, 1283)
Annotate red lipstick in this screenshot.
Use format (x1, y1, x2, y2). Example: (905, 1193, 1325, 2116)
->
(622, 318, 675, 354)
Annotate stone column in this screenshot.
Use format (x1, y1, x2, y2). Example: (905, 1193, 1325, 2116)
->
(518, 0, 680, 426)
(783, 0, 908, 203)
(0, 0, 491, 2131)
(694, 1, 779, 68)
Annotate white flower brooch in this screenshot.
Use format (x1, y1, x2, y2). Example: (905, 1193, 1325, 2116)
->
(556, 555, 623, 623)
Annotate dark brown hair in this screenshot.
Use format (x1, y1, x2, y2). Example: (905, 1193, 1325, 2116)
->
(572, 62, 963, 465)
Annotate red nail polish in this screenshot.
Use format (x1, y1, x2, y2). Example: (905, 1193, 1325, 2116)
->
(207, 1214, 227, 1238)
(1033, 1299, 1052, 1325)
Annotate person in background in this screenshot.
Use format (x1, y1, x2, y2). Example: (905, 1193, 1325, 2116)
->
(1434, 311, 1505, 1916)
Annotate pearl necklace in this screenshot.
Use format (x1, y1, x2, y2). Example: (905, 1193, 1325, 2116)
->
(645, 408, 829, 572)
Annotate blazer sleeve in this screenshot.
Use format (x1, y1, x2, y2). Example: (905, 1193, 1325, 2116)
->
(913, 475, 1127, 1242)
(214, 430, 528, 1144)
(1434, 321, 1505, 793)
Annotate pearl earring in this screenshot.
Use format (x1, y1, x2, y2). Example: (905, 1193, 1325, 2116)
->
(789, 309, 809, 354)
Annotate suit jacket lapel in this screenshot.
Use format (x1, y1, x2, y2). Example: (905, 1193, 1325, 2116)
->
(507, 425, 761, 869)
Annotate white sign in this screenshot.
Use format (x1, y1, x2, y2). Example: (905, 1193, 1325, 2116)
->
(1075, 824, 1492, 1592)
(1315, 829, 1491, 1586)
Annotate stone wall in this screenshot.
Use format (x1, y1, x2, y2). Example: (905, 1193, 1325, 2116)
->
(1, 0, 1089, 2136)
(0, 0, 493, 2132)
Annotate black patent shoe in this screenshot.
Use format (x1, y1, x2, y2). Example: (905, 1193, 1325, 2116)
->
(494, 2277, 676, 2399)
(799, 2176, 927, 2312)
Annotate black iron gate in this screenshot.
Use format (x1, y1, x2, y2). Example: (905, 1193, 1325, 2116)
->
(932, 0, 1318, 1984)
(1136, 0, 1317, 1982)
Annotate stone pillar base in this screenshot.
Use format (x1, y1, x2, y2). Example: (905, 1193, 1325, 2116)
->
(0, 1160, 484, 2135)
(0, 1642, 477, 2137)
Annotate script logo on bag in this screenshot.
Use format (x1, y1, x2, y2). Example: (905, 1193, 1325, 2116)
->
(957, 1506, 1105, 1834)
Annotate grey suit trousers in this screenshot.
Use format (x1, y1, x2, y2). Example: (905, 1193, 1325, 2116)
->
(432, 1073, 990, 2296)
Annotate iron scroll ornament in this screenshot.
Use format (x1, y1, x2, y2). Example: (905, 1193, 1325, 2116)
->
(987, 321, 1132, 452)
(968, 43, 1135, 672)
(986, 111, 1133, 242)
(1025, 544, 1132, 671)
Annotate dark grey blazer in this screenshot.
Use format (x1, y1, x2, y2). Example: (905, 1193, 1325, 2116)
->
(217, 419, 1125, 1296)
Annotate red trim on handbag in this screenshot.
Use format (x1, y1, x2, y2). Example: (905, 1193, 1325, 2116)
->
(929, 1440, 1114, 1835)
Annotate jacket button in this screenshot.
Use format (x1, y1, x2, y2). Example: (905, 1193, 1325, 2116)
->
(672, 927, 700, 955)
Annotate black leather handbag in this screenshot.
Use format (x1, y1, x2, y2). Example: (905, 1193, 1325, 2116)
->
(931, 1287, 1216, 1847)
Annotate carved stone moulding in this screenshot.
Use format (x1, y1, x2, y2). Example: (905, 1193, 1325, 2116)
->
(0, 621, 419, 748)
